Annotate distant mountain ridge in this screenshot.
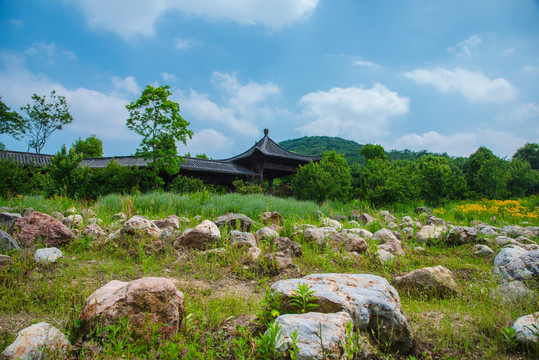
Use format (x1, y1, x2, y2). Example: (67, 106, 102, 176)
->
(278, 136, 450, 165)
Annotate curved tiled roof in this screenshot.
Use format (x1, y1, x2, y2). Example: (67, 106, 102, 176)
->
(0, 150, 52, 166)
(224, 129, 321, 163)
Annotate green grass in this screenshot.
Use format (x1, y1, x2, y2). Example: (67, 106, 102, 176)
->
(1, 193, 538, 359)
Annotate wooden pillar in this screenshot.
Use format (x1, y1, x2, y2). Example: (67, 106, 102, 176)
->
(258, 167, 264, 188)
(268, 177, 274, 194)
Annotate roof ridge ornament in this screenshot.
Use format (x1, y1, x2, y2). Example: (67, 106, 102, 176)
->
(264, 128, 269, 136)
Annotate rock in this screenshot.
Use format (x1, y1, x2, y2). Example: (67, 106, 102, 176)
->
(49, 211, 64, 221)
(215, 213, 252, 231)
(512, 312, 539, 346)
(265, 249, 294, 270)
(274, 237, 303, 257)
(330, 214, 348, 222)
(357, 213, 376, 225)
(490, 235, 518, 247)
(63, 214, 83, 228)
(446, 226, 478, 244)
(348, 220, 361, 227)
(516, 236, 534, 245)
(480, 227, 498, 237)
(175, 220, 220, 249)
(416, 225, 443, 243)
(303, 227, 327, 245)
(81, 277, 184, 339)
(387, 221, 399, 230)
(332, 233, 368, 253)
(123, 216, 162, 237)
(247, 247, 262, 261)
(414, 246, 425, 252)
(426, 215, 444, 226)
(502, 225, 524, 238)
(345, 228, 373, 239)
(378, 239, 405, 256)
(379, 210, 397, 223)
(275, 312, 352, 360)
(401, 216, 414, 227)
(260, 211, 284, 226)
(473, 244, 494, 257)
(393, 266, 459, 297)
(0, 230, 21, 252)
(271, 273, 413, 354)
(10, 211, 76, 248)
(372, 228, 398, 244)
(82, 224, 106, 240)
(229, 230, 256, 248)
(1, 322, 70, 360)
(321, 218, 343, 230)
(112, 212, 127, 221)
(152, 215, 180, 230)
(81, 208, 96, 219)
(493, 246, 539, 284)
(160, 227, 175, 240)
(255, 226, 279, 241)
(377, 250, 395, 263)
(0, 254, 12, 267)
(35, 247, 63, 264)
(21, 208, 34, 217)
(0, 212, 21, 228)
(402, 227, 414, 237)
(414, 206, 432, 215)
(492, 281, 537, 304)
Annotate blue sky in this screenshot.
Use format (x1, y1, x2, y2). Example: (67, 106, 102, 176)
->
(1, 0, 538, 159)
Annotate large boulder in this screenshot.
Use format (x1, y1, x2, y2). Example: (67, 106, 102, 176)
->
(175, 220, 220, 250)
(10, 211, 76, 248)
(0, 229, 21, 252)
(2, 322, 70, 360)
(446, 226, 478, 244)
(81, 277, 184, 338)
(0, 212, 21, 228)
(493, 246, 539, 284)
(416, 225, 443, 243)
(274, 312, 353, 360)
(152, 215, 180, 230)
(274, 237, 303, 257)
(123, 216, 162, 237)
(393, 266, 459, 297)
(271, 273, 413, 354)
(215, 213, 252, 231)
(512, 312, 539, 347)
(228, 230, 256, 248)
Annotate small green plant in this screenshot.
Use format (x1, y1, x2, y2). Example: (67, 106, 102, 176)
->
(254, 321, 284, 360)
(290, 283, 319, 314)
(232, 336, 252, 360)
(343, 320, 364, 359)
(501, 326, 519, 347)
(289, 330, 301, 360)
(314, 322, 330, 359)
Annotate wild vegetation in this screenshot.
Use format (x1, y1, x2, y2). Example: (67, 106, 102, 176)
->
(1, 192, 538, 359)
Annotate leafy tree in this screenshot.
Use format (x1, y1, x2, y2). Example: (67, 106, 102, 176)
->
(21, 90, 73, 153)
(126, 85, 193, 189)
(292, 151, 351, 203)
(416, 155, 466, 205)
(72, 134, 103, 158)
(475, 157, 510, 199)
(45, 145, 90, 198)
(0, 158, 44, 197)
(513, 143, 539, 170)
(195, 153, 209, 159)
(464, 147, 497, 194)
(1, 96, 27, 146)
(506, 159, 539, 197)
(359, 144, 388, 161)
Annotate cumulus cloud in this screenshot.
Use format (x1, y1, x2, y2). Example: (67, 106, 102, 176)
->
(74, 0, 320, 40)
(447, 34, 482, 58)
(521, 65, 539, 75)
(24, 42, 77, 64)
(353, 59, 381, 68)
(496, 103, 539, 138)
(403, 67, 517, 103)
(179, 128, 234, 157)
(296, 83, 410, 143)
(161, 72, 177, 82)
(111, 75, 141, 96)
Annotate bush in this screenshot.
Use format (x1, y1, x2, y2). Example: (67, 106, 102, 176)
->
(168, 175, 213, 193)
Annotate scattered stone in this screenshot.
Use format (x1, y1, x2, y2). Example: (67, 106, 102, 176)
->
(446, 226, 479, 244)
(348, 220, 361, 228)
(229, 230, 256, 248)
(123, 216, 162, 237)
(493, 246, 539, 284)
(372, 228, 398, 244)
(274, 237, 303, 257)
(321, 217, 343, 230)
(265, 249, 294, 270)
(0, 229, 21, 252)
(112, 212, 127, 221)
(512, 312, 539, 346)
(215, 213, 252, 231)
(275, 312, 352, 360)
(82, 224, 106, 240)
(414, 206, 432, 215)
(378, 239, 405, 256)
(416, 225, 443, 243)
(393, 265, 459, 297)
(255, 226, 279, 241)
(1, 322, 70, 360)
(35, 247, 63, 264)
(81, 277, 184, 339)
(152, 215, 180, 230)
(332, 233, 368, 253)
(330, 214, 348, 222)
(379, 210, 397, 223)
(49, 211, 64, 221)
(271, 273, 413, 354)
(10, 211, 76, 248)
(175, 220, 220, 250)
(0, 212, 21, 228)
(357, 213, 376, 225)
(377, 249, 395, 264)
(426, 215, 444, 226)
(414, 246, 425, 252)
(401, 216, 414, 227)
(345, 228, 373, 239)
(67, 206, 77, 214)
(490, 235, 518, 247)
(247, 247, 262, 261)
(402, 227, 414, 237)
(502, 225, 524, 238)
(302, 227, 327, 245)
(387, 221, 399, 230)
(493, 280, 537, 304)
(480, 227, 498, 237)
(516, 236, 534, 245)
(261, 211, 284, 226)
(0, 254, 12, 267)
(473, 244, 494, 257)
(81, 208, 96, 219)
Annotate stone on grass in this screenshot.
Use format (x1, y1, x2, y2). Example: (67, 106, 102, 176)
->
(2, 322, 70, 360)
(503, 225, 524, 238)
(152, 215, 180, 230)
(372, 228, 398, 244)
(82, 277, 184, 339)
(83, 224, 106, 240)
(302, 227, 327, 245)
(10, 211, 76, 248)
(0, 254, 12, 267)
(493, 280, 537, 304)
(414, 206, 432, 215)
(271, 273, 413, 354)
(255, 226, 279, 241)
(473, 244, 494, 257)
(275, 312, 352, 360)
(274, 237, 303, 257)
(112, 212, 127, 221)
(175, 220, 220, 250)
(50, 211, 64, 221)
(332, 233, 367, 253)
(480, 227, 498, 237)
(379, 210, 397, 223)
(0, 230, 21, 252)
(345, 228, 373, 239)
(416, 225, 443, 243)
(260, 211, 284, 226)
(247, 247, 262, 261)
(215, 213, 252, 231)
(265, 249, 294, 270)
(229, 230, 256, 248)
(377, 250, 395, 264)
(63, 214, 83, 228)
(393, 265, 459, 297)
(512, 312, 539, 346)
(35, 247, 63, 264)
(321, 217, 343, 230)
(378, 239, 405, 256)
(0, 212, 21, 228)
(81, 208, 96, 219)
(493, 246, 539, 284)
(357, 213, 375, 225)
(402, 227, 414, 237)
(446, 226, 478, 244)
(123, 216, 162, 237)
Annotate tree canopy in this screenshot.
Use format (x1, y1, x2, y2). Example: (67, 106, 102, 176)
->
(513, 142, 539, 170)
(72, 134, 103, 158)
(0, 96, 26, 142)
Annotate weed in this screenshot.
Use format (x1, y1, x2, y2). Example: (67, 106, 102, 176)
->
(290, 282, 319, 314)
(289, 330, 301, 360)
(254, 321, 284, 360)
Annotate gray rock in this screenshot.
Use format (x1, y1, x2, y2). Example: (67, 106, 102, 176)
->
(63, 214, 83, 228)
(393, 265, 459, 297)
(2, 322, 70, 360)
(274, 237, 303, 257)
(0, 230, 21, 252)
(378, 239, 405, 256)
(414, 206, 432, 215)
(377, 249, 395, 263)
(502, 225, 524, 238)
(416, 225, 443, 243)
(345, 228, 373, 239)
(0, 212, 21, 228)
(402, 227, 414, 237)
(493, 281, 537, 304)
(215, 213, 252, 231)
(275, 312, 352, 360)
(271, 273, 413, 354)
(372, 228, 398, 244)
(512, 312, 539, 346)
(229, 230, 256, 248)
(255, 226, 279, 241)
(50, 211, 64, 221)
(35, 247, 63, 264)
(152, 215, 180, 230)
(480, 227, 498, 237)
(493, 246, 539, 284)
(356, 213, 376, 225)
(321, 218, 343, 230)
(473, 244, 494, 257)
(82, 224, 106, 240)
(379, 210, 397, 223)
(175, 220, 220, 250)
(247, 247, 262, 261)
(446, 226, 478, 244)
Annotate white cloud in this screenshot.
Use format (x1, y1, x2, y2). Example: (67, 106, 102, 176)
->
(391, 130, 529, 158)
(74, 0, 320, 40)
(174, 37, 198, 50)
(353, 59, 381, 68)
(296, 83, 410, 143)
(24, 42, 77, 64)
(111, 75, 141, 96)
(404, 67, 517, 103)
(447, 34, 482, 58)
(180, 128, 234, 157)
(161, 72, 177, 82)
(496, 103, 539, 135)
(521, 65, 539, 75)
(8, 18, 24, 27)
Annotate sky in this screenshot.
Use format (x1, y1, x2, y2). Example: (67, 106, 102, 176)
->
(1, 0, 538, 159)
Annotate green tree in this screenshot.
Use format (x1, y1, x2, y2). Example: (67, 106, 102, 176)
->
(513, 143, 539, 170)
(45, 144, 90, 198)
(21, 90, 73, 153)
(506, 159, 539, 197)
(126, 85, 193, 189)
(464, 147, 497, 194)
(475, 157, 509, 199)
(292, 151, 351, 203)
(359, 144, 388, 161)
(72, 134, 103, 158)
(1, 96, 27, 147)
(416, 155, 466, 205)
